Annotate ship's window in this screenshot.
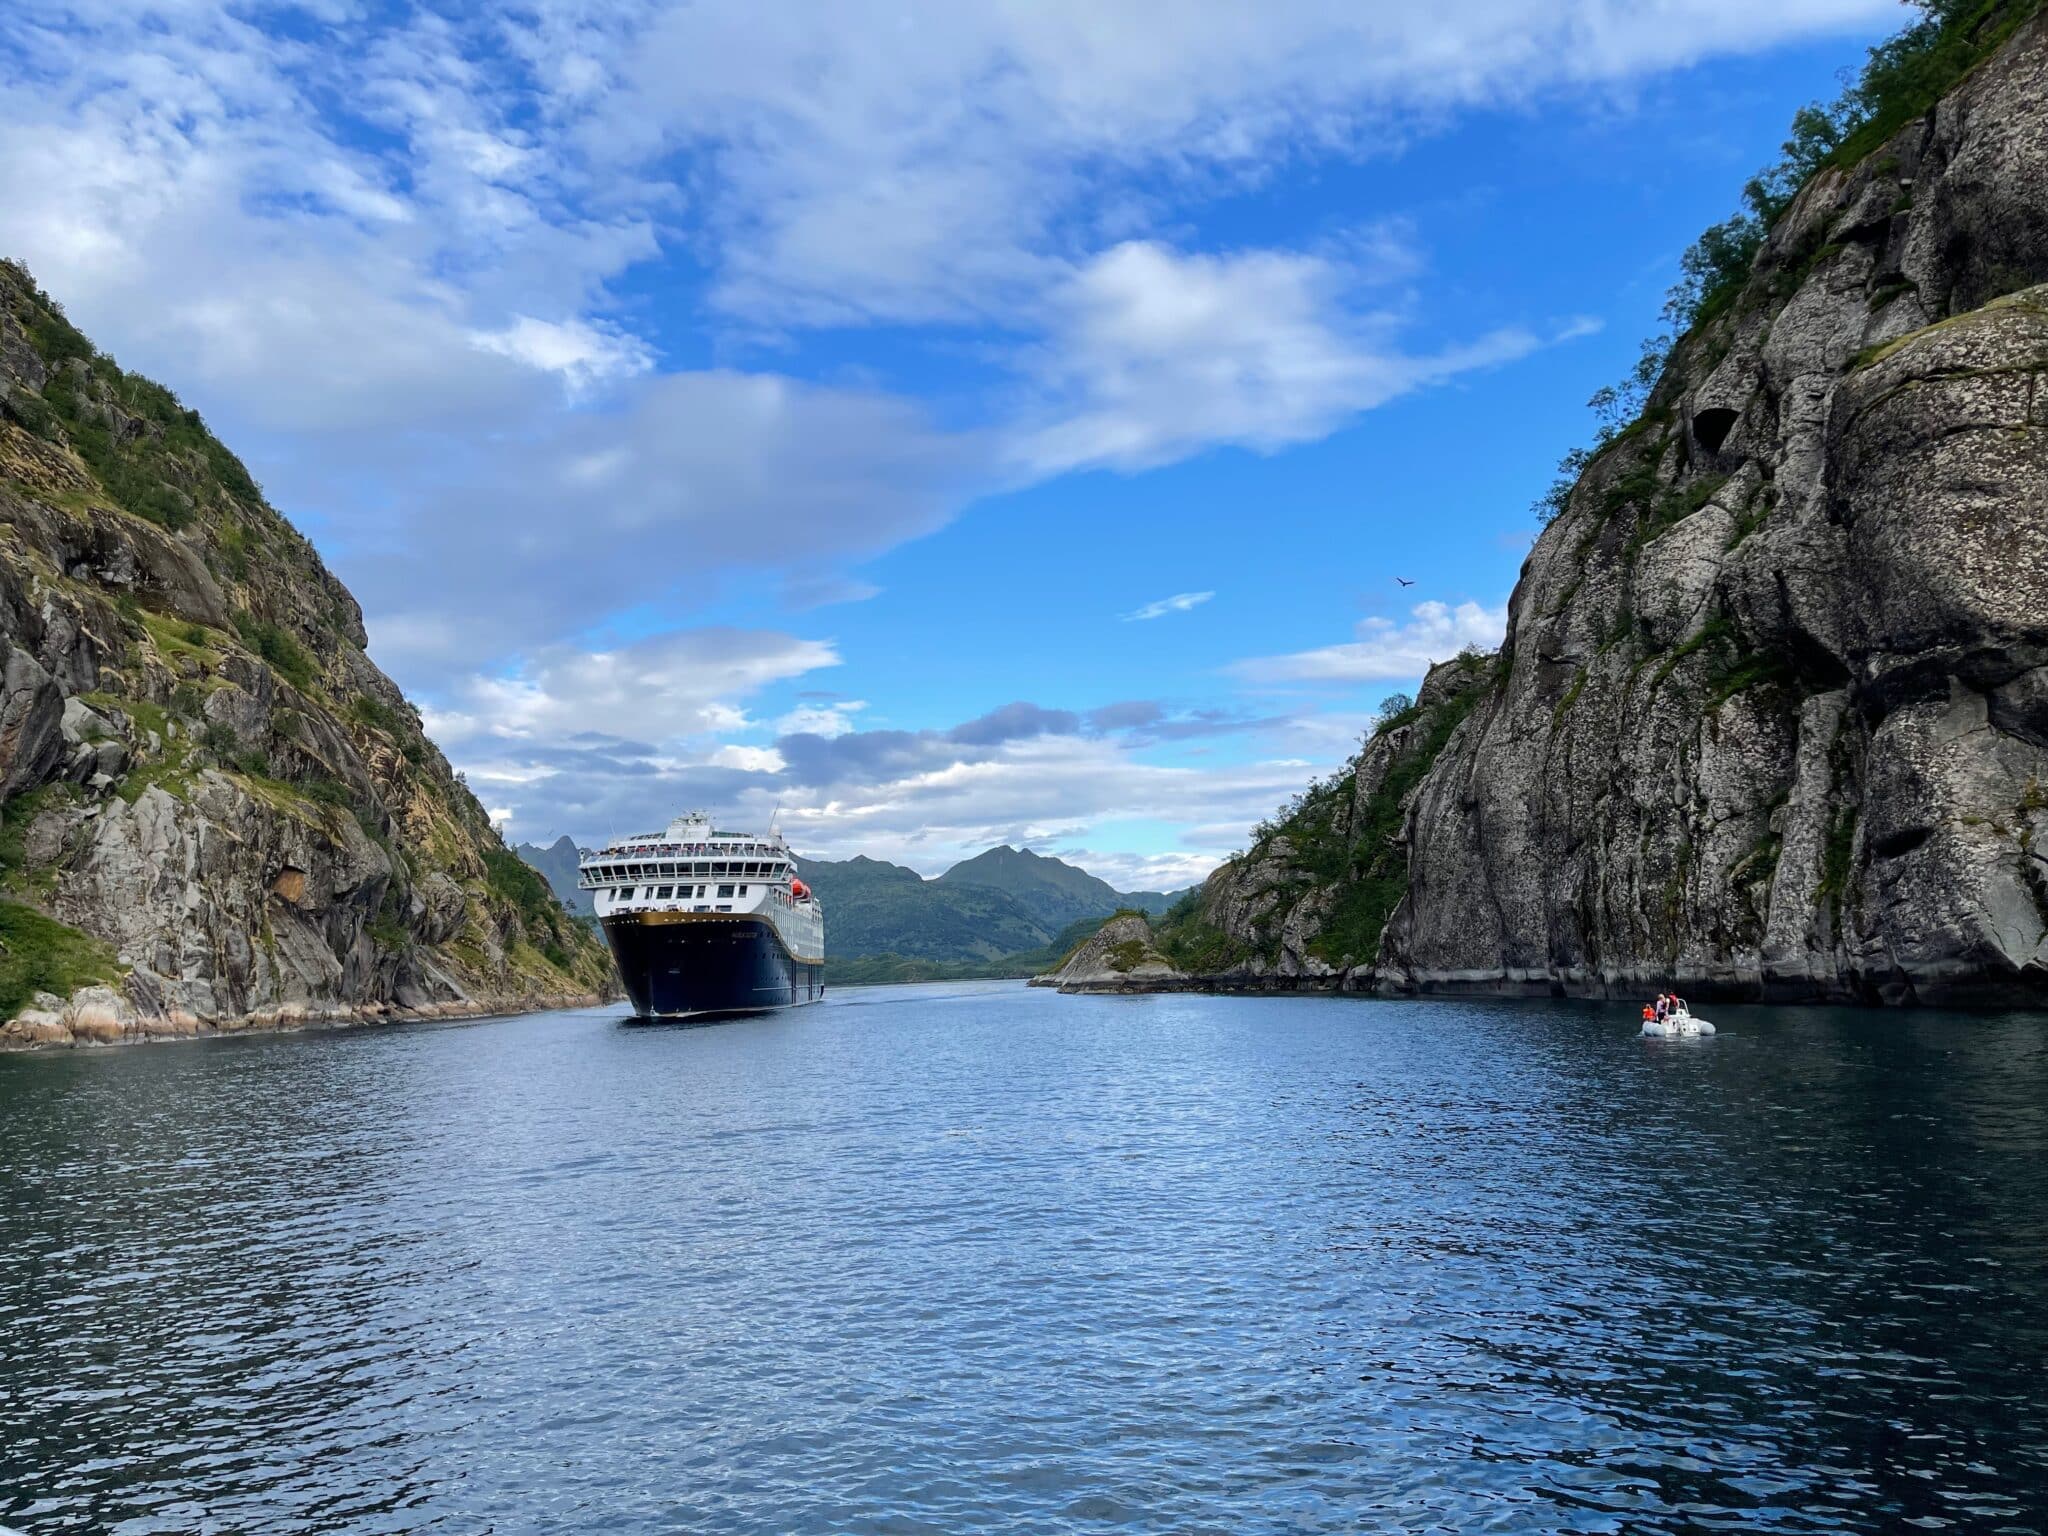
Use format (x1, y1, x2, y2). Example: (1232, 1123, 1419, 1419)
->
(617, 886, 635, 900)
(717, 884, 735, 899)
(738, 885, 749, 897)
(661, 862, 677, 876)
(657, 885, 674, 899)
(716, 905, 732, 912)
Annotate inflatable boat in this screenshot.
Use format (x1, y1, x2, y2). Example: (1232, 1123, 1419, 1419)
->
(1641, 1007, 1715, 1038)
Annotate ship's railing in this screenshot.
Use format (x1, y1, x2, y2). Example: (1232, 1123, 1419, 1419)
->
(578, 857, 795, 889)
(589, 840, 784, 857)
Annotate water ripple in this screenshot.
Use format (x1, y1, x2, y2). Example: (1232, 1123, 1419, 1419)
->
(3, 986, 2046, 1532)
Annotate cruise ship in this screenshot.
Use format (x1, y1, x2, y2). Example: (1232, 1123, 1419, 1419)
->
(578, 813, 824, 1018)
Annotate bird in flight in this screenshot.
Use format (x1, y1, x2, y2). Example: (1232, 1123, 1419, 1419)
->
(1395, 577, 1415, 587)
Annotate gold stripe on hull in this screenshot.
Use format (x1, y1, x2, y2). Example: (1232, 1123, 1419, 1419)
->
(603, 908, 824, 968)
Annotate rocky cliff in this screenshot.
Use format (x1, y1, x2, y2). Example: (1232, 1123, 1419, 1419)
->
(0, 261, 614, 1045)
(1160, 3, 2048, 1006)
(1031, 911, 1187, 993)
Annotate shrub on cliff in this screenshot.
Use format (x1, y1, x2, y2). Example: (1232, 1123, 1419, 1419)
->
(230, 611, 317, 691)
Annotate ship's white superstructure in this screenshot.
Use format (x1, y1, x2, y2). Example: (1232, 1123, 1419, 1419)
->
(577, 812, 823, 1016)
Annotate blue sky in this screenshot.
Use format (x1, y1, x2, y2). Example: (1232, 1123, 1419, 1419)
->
(0, 0, 1902, 886)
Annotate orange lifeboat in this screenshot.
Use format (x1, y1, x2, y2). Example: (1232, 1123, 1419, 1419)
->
(790, 878, 810, 901)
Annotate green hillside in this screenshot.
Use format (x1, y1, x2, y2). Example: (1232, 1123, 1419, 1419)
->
(938, 845, 1183, 929)
(828, 916, 1109, 985)
(796, 854, 1052, 959)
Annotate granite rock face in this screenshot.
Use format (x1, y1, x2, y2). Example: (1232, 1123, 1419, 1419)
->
(0, 261, 614, 1046)
(1175, 12, 2048, 1006)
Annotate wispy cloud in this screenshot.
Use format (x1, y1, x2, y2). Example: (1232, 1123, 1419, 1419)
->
(591, 0, 1898, 328)
(1014, 241, 1541, 476)
(1123, 590, 1216, 623)
(1232, 599, 1508, 683)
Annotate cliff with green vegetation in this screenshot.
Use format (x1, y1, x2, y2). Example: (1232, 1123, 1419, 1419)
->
(1150, 0, 2048, 1006)
(0, 260, 614, 1045)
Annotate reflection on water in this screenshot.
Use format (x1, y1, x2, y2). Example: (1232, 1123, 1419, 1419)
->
(2, 986, 2045, 1533)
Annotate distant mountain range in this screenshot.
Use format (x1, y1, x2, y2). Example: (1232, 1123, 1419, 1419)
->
(513, 838, 1187, 979)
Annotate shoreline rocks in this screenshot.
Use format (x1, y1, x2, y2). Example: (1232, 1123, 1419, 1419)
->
(1, 983, 616, 1051)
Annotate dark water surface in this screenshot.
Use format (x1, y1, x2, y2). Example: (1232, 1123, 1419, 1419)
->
(3, 985, 2047, 1534)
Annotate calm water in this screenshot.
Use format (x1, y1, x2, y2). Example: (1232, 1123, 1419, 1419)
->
(3, 985, 2046, 1534)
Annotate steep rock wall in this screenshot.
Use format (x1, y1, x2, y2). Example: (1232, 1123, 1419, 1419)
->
(1171, 8, 2048, 1006)
(0, 262, 615, 1045)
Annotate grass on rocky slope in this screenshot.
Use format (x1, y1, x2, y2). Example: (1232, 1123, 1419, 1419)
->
(1, 259, 266, 532)
(0, 901, 122, 1020)
(1145, 665, 1488, 976)
(1305, 683, 1485, 968)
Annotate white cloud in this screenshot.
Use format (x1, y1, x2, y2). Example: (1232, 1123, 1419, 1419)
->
(766, 731, 1307, 873)
(432, 680, 1358, 883)
(468, 315, 655, 392)
(709, 744, 789, 773)
(1015, 241, 1539, 475)
(1047, 848, 1218, 894)
(1124, 590, 1216, 623)
(435, 629, 840, 746)
(1232, 599, 1509, 683)
(356, 370, 985, 678)
(588, 0, 1895, 327)
(775, 700, 868, 738)
(0, 0, 1899, 881)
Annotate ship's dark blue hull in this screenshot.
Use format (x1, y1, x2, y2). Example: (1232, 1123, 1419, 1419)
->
(601, 911, 823, 1018)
